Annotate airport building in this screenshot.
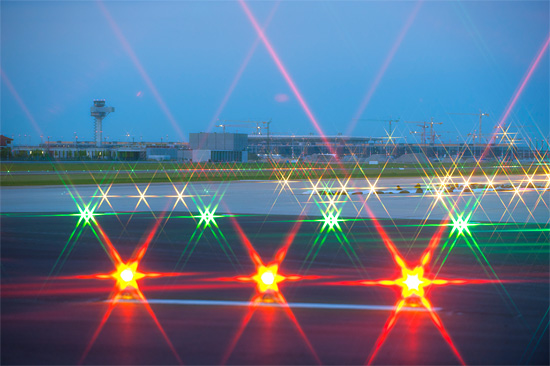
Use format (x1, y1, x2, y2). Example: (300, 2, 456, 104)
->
(188, 133, 248, 162)
(246, 134, 541, 162)
(6, 135, 545, 163)
(9, 140, 188, 161)
(3, 99, 546, 162)
(247, 134, 384, 158)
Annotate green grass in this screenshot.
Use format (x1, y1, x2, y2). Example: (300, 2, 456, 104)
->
(0, 160, 536, 172)
(0, 161, 541, 187)
(1, 161, 189, 172)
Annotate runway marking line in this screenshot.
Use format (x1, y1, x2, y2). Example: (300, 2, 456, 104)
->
(109, 298, 440, 312)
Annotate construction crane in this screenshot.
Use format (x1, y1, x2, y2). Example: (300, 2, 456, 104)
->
(215, 119, 269, 135)
(216, 119, 272, 157)
(405, 121, 429, 144)
(428, 118, 443, 144)
(353, 118, 400, 156)
(215, 123, 254, 134)
(405, 118, 442, 145)
(352, 118, 400, 141)
(449, 111, 489, 145)
(409, 130, 422, 139)
(493, 124, 524, 144)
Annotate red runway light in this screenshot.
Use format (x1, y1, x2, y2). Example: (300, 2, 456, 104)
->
(396, 266, 430, 298)
(120, 268, 134, 282)
(111, 262, 145, 292)
(255, 264, 283, 293)
(75, 220, 184, 364)
(222, 216, 321, 364)
(350, 211, 515, 365)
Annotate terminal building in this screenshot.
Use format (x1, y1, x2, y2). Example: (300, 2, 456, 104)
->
(245, 134, 538, 161)
(247, 134, 383, 158)
(3, 96, 546, 162)
(9, 140, 188, 161)
(6, 134, 543, 163)
(10, 133, 249, 163)
(188, 133, 248, 162)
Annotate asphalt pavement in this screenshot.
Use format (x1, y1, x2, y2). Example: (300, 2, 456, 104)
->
(1, 175, 549, 223)
(2, 213, 548, 365)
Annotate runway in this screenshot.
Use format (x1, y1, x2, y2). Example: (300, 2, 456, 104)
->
(2, 213, 548, 365)
(1, 174, 549, 223)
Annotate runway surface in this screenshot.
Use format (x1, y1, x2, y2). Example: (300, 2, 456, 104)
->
(1, 175, 549, 223)
(2, 213, 548, 365)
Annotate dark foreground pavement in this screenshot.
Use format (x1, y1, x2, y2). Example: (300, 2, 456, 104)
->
(2, 213, 548, 365)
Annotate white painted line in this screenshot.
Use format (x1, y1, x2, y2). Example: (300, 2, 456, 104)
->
(113, 298, 438, 312)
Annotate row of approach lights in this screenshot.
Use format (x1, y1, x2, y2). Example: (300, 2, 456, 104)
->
(78, 203, 476, 304)
(75, 202, 484, 365)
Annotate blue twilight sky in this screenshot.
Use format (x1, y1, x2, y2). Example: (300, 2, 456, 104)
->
(1, 1, 548, 145)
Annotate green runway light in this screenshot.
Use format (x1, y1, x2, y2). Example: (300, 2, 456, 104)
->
(77, 204, 96, 225)
(322, 210, 341, 232)
(436, 216, 526, 318)
(300, 189, 364, 272)
(198, 207, 216, 227)
(176, 187, 240, 271)
(449, 213, 474, 236)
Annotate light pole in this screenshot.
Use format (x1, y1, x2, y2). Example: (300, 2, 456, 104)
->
(74, 132, 78, 160)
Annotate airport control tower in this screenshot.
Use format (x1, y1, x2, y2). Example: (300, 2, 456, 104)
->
(91, 100, 115, 147)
